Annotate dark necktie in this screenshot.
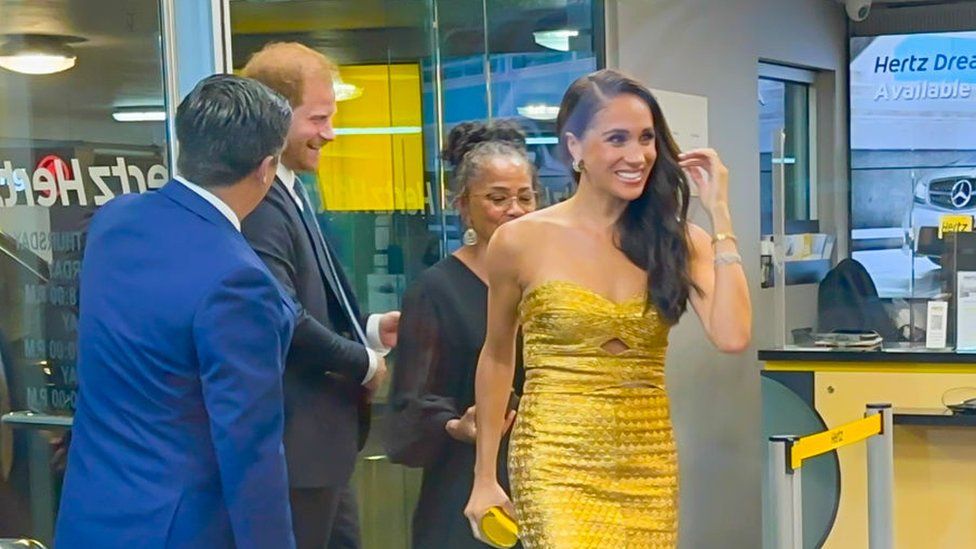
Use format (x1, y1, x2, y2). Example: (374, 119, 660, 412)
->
(293, 180, 368, 345)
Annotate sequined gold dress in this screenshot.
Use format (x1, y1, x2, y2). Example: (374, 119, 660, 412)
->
(509, 280, 678, 548)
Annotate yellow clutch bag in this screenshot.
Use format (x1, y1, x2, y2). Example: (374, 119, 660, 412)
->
(480, 506, 519, 548)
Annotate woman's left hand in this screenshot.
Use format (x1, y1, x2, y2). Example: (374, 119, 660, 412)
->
(678, 148, 729, 216)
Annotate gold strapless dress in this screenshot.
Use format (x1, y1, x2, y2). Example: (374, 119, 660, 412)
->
(509, 280, 678, 548)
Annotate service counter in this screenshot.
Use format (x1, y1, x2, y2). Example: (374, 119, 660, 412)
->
(760, 347, 976, 548)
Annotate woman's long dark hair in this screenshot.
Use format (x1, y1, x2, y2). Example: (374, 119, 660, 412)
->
(556, 69, 699, 324)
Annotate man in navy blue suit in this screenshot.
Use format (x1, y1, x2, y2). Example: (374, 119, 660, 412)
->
(55, 74, 296, 548)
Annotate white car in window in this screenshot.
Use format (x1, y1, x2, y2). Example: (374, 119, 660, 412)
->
(904, 169, 976, 257)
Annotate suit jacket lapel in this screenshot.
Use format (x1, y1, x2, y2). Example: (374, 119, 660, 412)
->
(273, 178, 344, 301)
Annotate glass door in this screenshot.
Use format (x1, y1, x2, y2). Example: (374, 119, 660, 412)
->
(227, 1, 603, 546)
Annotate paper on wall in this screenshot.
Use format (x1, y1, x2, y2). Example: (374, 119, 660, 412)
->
(957, 271, 976, 349)
(649, 88, 709, 197)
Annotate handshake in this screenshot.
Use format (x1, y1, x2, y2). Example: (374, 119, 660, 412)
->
(363, 309, 399, 397)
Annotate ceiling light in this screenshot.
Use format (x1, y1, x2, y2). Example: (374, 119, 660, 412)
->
(533, 29, 579, 52)
(517, 103, 559, 121)
(0, 34, 81, 75)
(112, 109, 166, 123)
(333, 126, 421, 136)
(333, 76, 363, 102)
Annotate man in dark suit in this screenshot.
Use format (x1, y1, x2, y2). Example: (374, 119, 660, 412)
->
(241, 43, 400, 549)
(55, 75, 296, 548)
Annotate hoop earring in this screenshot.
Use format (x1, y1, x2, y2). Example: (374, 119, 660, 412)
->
(572, 158, 585, 173)
(463, 228, 478, 246)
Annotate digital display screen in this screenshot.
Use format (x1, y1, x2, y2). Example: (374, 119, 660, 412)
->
(850, 31, 976, 298)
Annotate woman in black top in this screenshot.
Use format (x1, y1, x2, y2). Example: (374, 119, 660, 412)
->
(385, 120, 537, 548)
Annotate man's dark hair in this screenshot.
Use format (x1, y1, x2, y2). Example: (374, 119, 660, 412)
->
(175, 74, 292, 188)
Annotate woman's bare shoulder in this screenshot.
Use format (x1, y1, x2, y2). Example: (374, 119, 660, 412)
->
(507, 203, 572, 233)
(488, 206, 569, 260)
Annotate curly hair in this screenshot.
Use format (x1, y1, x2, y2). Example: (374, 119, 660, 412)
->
(442, 119, 536, 200)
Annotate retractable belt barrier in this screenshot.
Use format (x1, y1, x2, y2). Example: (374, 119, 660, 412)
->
(768, 403, 894, 549)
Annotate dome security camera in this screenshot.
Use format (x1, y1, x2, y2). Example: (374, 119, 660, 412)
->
(845, 0, 872, 22)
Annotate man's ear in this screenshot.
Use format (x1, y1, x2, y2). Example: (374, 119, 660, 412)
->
(256, 155, 278, 186)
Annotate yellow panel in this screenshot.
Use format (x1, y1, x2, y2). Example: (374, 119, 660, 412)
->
(765, 360, 976, 374)
(815, 371, 976, 549)
(318, 64, 425, 212)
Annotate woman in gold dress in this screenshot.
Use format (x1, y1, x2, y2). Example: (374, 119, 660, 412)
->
(464, 69, 752, 548)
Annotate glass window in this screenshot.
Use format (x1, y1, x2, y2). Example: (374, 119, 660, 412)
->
(759, 72, 825, 294)
(0, 0, 170, 543)
(759, 78, 813, 235)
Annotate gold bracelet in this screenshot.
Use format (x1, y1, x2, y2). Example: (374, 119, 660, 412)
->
(712, 232, 737, 246)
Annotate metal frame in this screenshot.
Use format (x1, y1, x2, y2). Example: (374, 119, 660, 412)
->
(213, 0, 233, 73)
(159, 0, 229, 172)
(762, 62, 820, 345)
(159, 0, 180, 172)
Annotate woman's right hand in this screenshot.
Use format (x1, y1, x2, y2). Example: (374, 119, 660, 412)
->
(464, 478, 516, 543)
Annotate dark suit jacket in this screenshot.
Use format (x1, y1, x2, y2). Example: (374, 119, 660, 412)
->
(241, 177, 371, 488)
(56, 180, 296, 548)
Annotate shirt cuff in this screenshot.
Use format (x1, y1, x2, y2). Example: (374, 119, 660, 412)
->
(365, 314, 391, 357)
(361, 348, 379, 385)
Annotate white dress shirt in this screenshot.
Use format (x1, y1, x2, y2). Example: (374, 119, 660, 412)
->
(174, 176, 240, 231)
(275, 165, 389, 384)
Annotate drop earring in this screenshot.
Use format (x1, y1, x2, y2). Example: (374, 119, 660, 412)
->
(572, 158, 585, 173)
(463, 228, 478, 246)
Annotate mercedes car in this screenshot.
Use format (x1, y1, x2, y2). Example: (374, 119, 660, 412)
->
(904, 169, 976, 259)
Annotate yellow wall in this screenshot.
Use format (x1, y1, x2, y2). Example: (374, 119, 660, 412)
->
(317, 64, 426, 212)
(815, 372, 976, 548)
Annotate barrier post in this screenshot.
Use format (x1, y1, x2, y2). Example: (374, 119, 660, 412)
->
(865, 403, 894, 549)
(768, 435, 802, 549)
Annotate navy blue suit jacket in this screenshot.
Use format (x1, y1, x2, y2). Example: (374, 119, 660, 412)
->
(55, 180, 297, 548)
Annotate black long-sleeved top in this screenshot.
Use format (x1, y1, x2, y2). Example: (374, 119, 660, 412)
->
(384, 255, 523, 549)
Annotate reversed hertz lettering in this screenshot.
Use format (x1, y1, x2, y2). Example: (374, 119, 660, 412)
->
(0, 158, 167, 208)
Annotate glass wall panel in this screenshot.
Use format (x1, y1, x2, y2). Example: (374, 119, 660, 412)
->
(229, 1, 602, 546)
(0, 0, 169, 543)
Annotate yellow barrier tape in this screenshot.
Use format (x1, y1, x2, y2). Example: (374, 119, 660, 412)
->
(791, 413, 882, 470)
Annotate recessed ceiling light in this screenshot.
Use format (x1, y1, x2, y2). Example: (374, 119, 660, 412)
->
(0, 34, 82, 75)
(112, 109, 166, 123)
(517, 103, 560, 121)
(333, 76, 363, 102)
(533, 29, 579, 52)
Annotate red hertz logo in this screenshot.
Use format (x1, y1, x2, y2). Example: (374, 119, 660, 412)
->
(35, 155, 69, 199)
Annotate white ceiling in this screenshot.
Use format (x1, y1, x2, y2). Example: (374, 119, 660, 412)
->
(0, 0, 165, 144)
(3, 0, 973, 146)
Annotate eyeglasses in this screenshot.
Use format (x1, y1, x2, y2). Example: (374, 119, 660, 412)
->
(473, 191, 538, 209)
